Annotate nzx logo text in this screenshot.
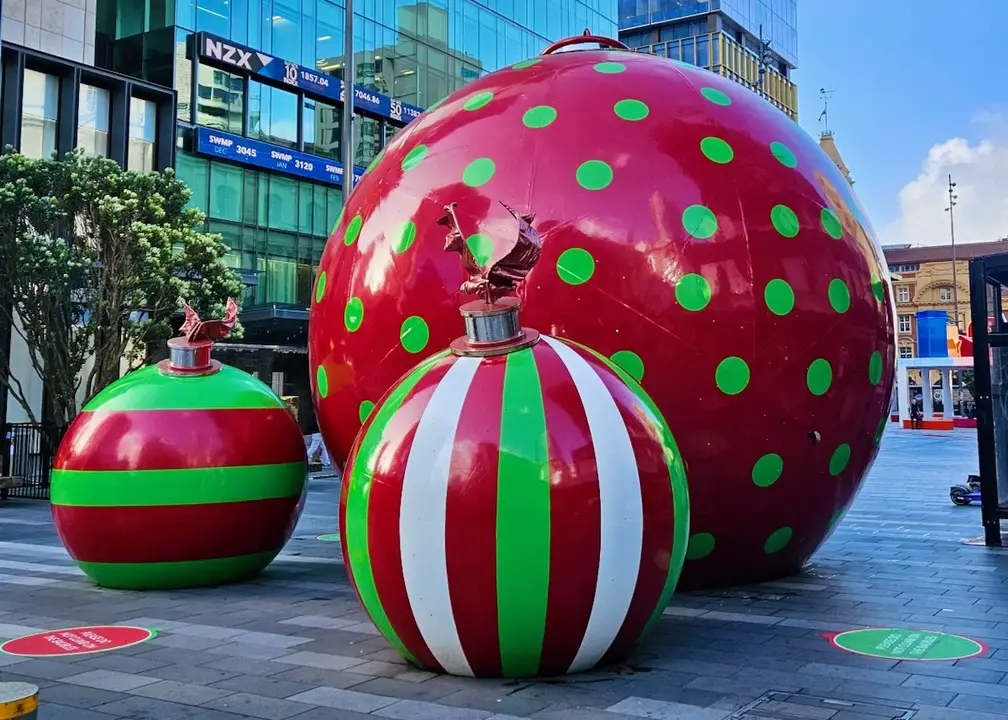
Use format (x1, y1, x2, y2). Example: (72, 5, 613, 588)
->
(203, 37, 273, 73)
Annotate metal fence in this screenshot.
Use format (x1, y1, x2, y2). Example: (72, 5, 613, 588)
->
(1, 423, 64, 500)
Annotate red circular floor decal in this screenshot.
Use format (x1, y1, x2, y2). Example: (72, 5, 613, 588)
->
(0, 625, 156, 657)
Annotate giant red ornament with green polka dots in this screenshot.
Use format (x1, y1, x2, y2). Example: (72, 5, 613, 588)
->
(309, 34, 896, 590)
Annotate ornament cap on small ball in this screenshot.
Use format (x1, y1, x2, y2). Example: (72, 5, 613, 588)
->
(339, 198, 690, 678)
(51, 299, 308, 591)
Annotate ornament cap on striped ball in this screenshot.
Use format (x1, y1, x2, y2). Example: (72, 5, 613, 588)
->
(340, 330, 690, 678)
(51, 360, 308, 591)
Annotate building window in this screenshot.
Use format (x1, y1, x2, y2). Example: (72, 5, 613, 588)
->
(898, 315, 912, 333)
(77, 85, 111, 157)
(20, 69, 60, 159)
(897, 286, 910, 303)
(889, 263, 919, 273)
(939, 287, 953, 302)
(899, 345, 913, 359)
(248, 81, 298, 149)
(128, 97, 157, 171)
(302, 97, 340, 159)
(196, 65, 243, 133)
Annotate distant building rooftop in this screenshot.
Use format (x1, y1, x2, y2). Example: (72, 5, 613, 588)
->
(883, 239, 1008, 264)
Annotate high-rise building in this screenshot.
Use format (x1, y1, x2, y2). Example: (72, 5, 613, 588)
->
(618, 0, 797, 120)
(88, 0, 617, 417)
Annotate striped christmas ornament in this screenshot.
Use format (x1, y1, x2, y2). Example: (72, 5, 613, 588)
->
(51, 363, 308, 591)
(339, 334, 689, 677)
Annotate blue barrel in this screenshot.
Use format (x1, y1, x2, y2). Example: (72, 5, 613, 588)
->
(916, 310, 949, 358)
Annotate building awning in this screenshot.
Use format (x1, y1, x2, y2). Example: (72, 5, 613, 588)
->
(238, 303, 309, 346)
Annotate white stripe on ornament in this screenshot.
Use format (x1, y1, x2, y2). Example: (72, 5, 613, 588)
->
(542, 336, 644, 673)
(398, 354, 481, 677)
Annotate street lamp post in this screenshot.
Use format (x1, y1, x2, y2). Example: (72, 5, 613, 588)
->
(946, 173, 959, 329)
(341, 0, 356, 196)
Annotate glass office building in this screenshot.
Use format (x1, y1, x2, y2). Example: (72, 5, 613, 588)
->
(619, 0, 798, 119)
(93, 0, 616, 417)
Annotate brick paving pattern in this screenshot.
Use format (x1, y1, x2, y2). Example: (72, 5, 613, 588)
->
(0, 427, 1004, 719)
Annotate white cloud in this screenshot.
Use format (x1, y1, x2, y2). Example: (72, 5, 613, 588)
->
(880, 114, 1008, 247)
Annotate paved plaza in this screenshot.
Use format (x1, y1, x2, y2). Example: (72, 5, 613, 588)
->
(1, 427, 1006, 719)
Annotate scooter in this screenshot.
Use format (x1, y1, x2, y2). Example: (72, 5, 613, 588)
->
(950, 474, 982, 506)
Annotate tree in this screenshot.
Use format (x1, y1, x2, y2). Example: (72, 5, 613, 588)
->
(0, 149, 243, 431)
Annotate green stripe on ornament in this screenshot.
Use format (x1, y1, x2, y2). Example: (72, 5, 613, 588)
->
(496, 347, 551, 677)
(83, 365, 288, 413)
(568, 340, 690, 636)
(77, 550, 279, 590)
(51, 462, 307, 507)
(346, 349, 451, 667)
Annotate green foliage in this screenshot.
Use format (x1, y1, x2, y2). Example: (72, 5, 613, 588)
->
(0, 149, 242, 426)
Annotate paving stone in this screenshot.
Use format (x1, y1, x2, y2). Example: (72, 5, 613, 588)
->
(92, 695, 228, 719)
(286, 686, 399, 713)
(32, 683, 125, 709)
(204, 692, 314, 718)
(62, 669, 162, 692)
(126, 678, 236, 705)
(201, 656, 291, 677)
(274, 650, 366, 671)
(37, 705, 118, 720)
(210, 675, 315, 699)
(144, 662, 242, 685)
(374, 699, 494, 720)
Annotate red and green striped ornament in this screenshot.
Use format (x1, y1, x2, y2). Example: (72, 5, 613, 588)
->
(339, 300, 689, 677)
(52, 322, 308, 591)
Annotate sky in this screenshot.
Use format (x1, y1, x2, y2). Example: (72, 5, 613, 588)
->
(791, 0, 1008, 248)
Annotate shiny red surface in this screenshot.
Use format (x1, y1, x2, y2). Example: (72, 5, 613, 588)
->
(52, 497, 301, 563)
(313, 46, 896, 589)
(54, 408, 307, 471)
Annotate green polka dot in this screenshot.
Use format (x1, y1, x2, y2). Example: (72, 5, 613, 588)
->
(512, 58, 540, 69)
(462, 157, 495, 187)
(610, 350, 645, 382)
(715, 356, 749, 395)
(871, 274, 885, 302)
(314, 271, 327, 304)
(466, 233, 494, 267)
(686, 532, 715, 560)
(764, 279, 795, 316)
(807, 358, 832, 396)
(316, 365, 329, 399)
(764, 526, 792, 554)
(401, 145, 427, 171)
(682, 204, 717, 239)
(770, 141, 797, 168)
(594, 61, 626, 74)
(557, 247, 595, 285)
(463, 90, 494, 110)
(576, 160, 613, 191)
(675, 273, 711, 312)
(771, 204, 799, 238)
(523, 105, 557, 128)
(344, 296, 364, 332)
(869, 351, 883, 385)
(829, 443, 851, 476)
(393, 220, 417, 254)
(358, 400, 375, 424)
(821, 208, 843, 239)
(752, 453, 783, 488)
(700, 137, 733, 164)
(614, 99, 649, 121)
(828, 278, 851, 313)
(400, 316, 430, 354)
(700, 87, 731, 106)
(343, 215, 363, 246)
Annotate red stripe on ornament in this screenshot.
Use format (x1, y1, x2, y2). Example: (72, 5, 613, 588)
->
(594, 366, 676, 665)
(533, 339, 602, 677)
(443, 356, 504, 677)
(52, 496, 301, 563)
(55, 408, 306, 471)
(365, 356, 457, 674)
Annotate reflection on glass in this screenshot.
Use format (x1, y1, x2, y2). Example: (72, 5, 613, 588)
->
(248, 81, 299, 148)
(77, 84, 111, 157)
(129, 97, 157, 171)
(303, 98, 341, 159)
(195, 0, 230, 36)
(197, 66, 244, 132)
(21, 70, 59, 159)
(175, 30, 192, 122)
(353, 116, 381, 168)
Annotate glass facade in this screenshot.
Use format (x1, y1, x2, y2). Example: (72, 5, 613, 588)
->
(20, 70, 60, 159)
(77, 85, 112, 157)
(97, 0, 617, 311)
(718, 0, 796, 67)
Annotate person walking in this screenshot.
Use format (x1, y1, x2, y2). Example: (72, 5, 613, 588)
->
(910, 401, 922, 430)
(300, 396, 332, 468)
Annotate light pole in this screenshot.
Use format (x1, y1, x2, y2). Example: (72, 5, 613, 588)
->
(945, 174, 959, 329)
(340, 0, 356, 196)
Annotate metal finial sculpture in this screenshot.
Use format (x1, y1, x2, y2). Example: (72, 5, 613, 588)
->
(178, 297, 239, 342)
(439, 201, 542, 304)
(161, 298, 239, 376)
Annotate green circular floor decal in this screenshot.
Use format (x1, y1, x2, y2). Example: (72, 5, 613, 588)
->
(829, 628, 985, 661)
(317, 534, 341, 542)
